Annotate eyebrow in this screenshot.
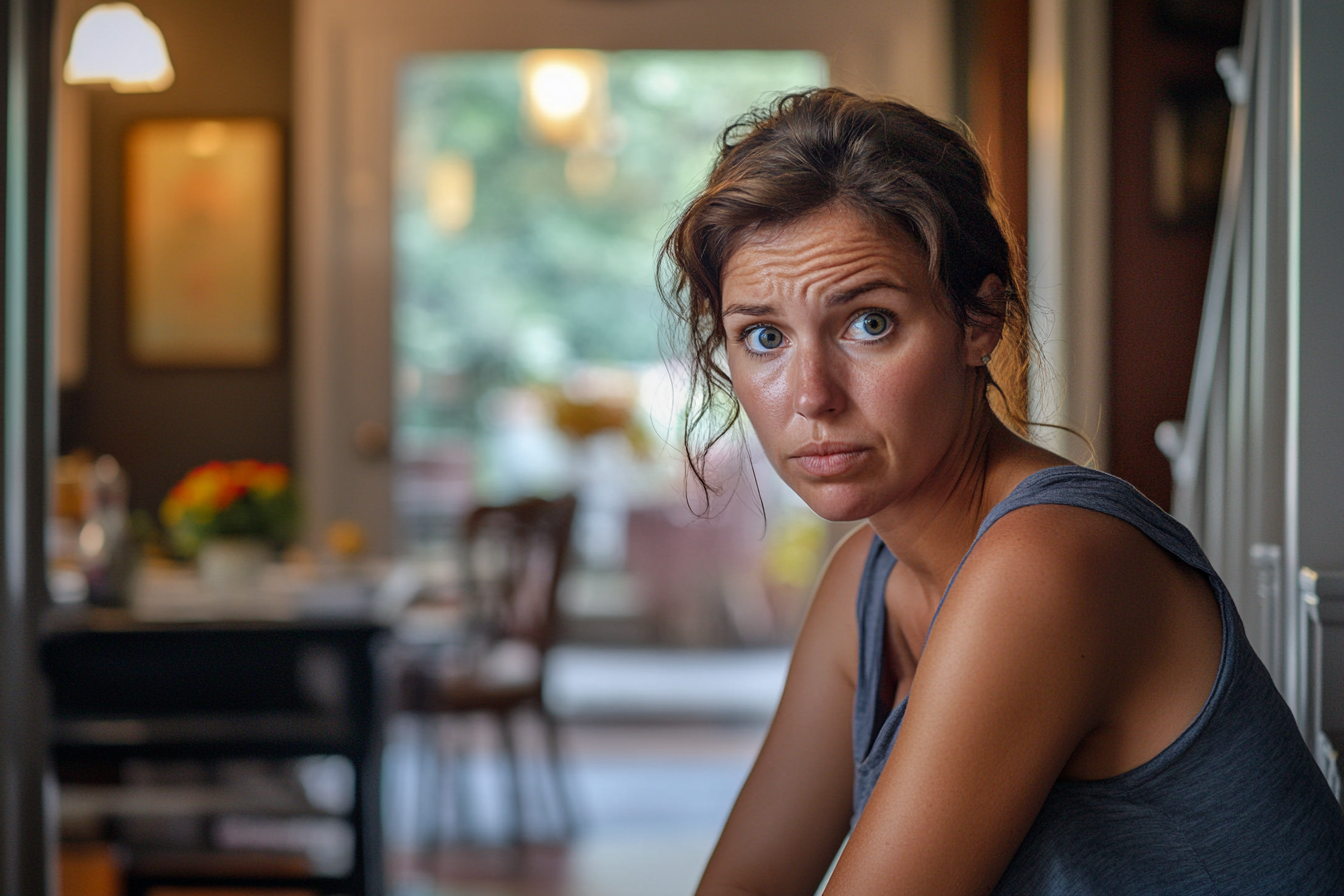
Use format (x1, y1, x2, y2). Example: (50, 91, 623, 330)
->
(722, 280, 903, 318)
(721, 302, 775, 317)
(826, 280, 903, 307)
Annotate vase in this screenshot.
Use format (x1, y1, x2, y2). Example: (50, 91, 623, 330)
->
(197, 537, 271, 597)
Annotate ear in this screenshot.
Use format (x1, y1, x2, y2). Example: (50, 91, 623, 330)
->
(963, 274, 1005, 366)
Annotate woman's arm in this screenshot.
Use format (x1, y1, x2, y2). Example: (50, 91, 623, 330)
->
(823, 505, 1148, 896)
(695, 526, 873, 896)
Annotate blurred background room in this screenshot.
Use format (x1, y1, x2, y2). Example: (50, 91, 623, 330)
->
(2, 0, 1340, 893)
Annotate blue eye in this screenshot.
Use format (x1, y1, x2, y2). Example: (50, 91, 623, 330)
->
(744, 325, 784, 353)
(849, 311, 892, 341)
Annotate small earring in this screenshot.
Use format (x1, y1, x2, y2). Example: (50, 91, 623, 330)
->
(980, 354, 992, 366)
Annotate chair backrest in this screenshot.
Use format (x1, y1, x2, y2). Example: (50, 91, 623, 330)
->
(461, 494, 577, 651)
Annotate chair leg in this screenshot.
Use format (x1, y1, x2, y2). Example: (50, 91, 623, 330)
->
(410, 714, 440, 856)
(540, 706, 576, 839)
(496, 710, 526, 845)
(432, 716, 453, 848)
(447, 717, 474, 843)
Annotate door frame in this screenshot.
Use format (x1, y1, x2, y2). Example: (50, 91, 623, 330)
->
(1, 0, 55, 890)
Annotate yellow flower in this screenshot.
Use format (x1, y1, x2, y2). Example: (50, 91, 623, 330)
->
(160, 496, 185, 527)
(250, 463, 289, 496)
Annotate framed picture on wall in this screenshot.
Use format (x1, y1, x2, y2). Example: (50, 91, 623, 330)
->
(1150, 79, 1229, 228)
(125, 118, 282, 367)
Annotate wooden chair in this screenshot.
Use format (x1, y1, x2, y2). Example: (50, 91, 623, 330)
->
(399, 494, 578, 845)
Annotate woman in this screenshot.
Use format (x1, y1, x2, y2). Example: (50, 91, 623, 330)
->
(661, 89, 1344, 895)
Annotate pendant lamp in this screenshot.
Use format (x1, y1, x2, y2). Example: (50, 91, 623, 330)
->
(64, 3, 174, 94)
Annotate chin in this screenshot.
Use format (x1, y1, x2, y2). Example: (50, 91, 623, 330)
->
(794, 482, 889, 523)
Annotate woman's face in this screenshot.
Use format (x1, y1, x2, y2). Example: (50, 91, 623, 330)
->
(721, 204, 995, 522)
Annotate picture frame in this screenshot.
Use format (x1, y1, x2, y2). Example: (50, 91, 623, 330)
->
(1151, 79, 1229, 228)
(125, 117, 283, 367)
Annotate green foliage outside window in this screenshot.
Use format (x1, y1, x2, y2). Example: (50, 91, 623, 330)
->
(395, 51, 827, 446)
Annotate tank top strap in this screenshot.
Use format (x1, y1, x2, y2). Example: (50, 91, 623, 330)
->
(978, 466, 1211, 571)
(853, 535, 899, 763)
(924, 465, 1217, 647)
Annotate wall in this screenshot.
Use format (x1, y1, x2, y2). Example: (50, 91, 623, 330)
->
(955, 0, 1029, 257)
(58, 0, 293, 514)
(1108, 0, 1240, 506)
(1298, 0, 1344, 572)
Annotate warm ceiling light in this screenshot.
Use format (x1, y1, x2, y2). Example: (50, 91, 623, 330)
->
(64, 3, 175, 94)
(530, 62, 591, 120)
(519, 50, 608, 149)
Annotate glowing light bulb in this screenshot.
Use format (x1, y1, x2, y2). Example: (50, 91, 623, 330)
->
(64, 3, 174, 94)
(519, 51, 608, 149)
(529, 62, 591, 121)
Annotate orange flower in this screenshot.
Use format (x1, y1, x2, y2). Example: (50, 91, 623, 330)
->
(250, 463, 289, 496)
(160, 459, 297, 558)
(178, 464, 225, 510)
(170, 462, 240, 512)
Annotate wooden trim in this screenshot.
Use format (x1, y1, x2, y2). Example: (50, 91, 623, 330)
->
(1028, 0, 1111, 466)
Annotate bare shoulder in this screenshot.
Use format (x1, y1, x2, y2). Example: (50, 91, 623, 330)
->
(794, 523, 875, 689)
(927, 500, 1201, 702)
(925, 497, 1222, 781)
(915, 501, 1167, 706)
(956, 501, 1172, 613)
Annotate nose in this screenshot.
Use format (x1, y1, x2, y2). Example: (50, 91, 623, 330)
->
(791, 345, 846, 419)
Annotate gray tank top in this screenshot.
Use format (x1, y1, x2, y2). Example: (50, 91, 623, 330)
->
(852, 466, 1344, 894)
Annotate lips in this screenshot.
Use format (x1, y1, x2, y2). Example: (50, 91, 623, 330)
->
(789, 442, 870, 477)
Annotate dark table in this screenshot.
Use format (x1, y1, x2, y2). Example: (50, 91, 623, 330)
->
(42, 606, 389, 896)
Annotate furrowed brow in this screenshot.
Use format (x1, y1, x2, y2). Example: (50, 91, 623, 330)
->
(826, 280, 903, 308)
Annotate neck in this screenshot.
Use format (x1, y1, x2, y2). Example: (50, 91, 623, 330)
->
(866, 401, 1045, 599)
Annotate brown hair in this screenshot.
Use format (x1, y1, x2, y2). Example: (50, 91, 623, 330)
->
(659, 87, 1037, 499)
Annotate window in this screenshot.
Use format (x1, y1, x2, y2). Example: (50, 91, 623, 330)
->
(392, 51, 830, 641)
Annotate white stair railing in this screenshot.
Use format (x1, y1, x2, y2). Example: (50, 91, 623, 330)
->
(1156, 0, 1302, 718)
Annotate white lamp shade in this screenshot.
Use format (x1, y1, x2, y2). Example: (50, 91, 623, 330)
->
(64, 3, 174, 93)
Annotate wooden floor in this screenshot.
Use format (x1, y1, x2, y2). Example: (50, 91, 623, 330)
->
(382, 648, 790, 896)
(385, 720, 767, 896)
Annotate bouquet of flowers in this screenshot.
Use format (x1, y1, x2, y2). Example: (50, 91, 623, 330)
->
(160, 461, 299, 558)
